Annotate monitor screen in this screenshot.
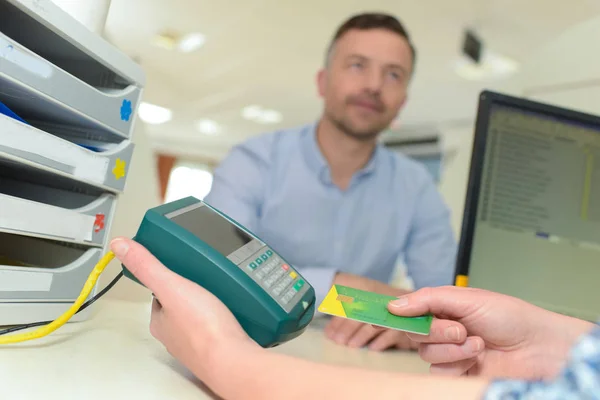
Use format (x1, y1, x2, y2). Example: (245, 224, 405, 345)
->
(169, 204, 253, 257)
(460, 93, 600, 322)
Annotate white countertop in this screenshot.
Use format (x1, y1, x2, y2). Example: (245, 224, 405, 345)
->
(0, 295, 429, 399)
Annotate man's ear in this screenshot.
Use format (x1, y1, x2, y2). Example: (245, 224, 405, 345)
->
(316, 68, 326, 98)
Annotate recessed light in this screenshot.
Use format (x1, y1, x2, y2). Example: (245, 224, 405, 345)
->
(178, 32, 206, 53)
(242, 105, 263, 120)
(241, 105, 282, 124)
(195, 119, 220, 135)
(138, 102, 172, 125)
(151, 31, 206, 53)
(151, 31, 178, 50)
(257, 109, 282, 124)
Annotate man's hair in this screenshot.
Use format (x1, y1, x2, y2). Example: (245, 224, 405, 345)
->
(325, 12, 417, 73)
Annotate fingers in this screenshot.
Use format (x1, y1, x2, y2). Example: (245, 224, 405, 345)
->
(407, 318, 467, 344)
(151, 295, 161, 310)
(326, 319, 419, 351)
(325, 318, 365, 345)
(387, 286, 489, 320)
(149, 297, 164, 341)
(429, 357, 479, 376)
(110, 237, 183, 300)
(418, 336, 484, 364)
(368, 330, 418, 352)
(346, 324, 381, 348)
(324, 316, 345, 336)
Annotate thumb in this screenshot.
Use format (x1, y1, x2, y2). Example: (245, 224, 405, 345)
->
(387, 286, 486, 320)
(110, 237, 181, 299)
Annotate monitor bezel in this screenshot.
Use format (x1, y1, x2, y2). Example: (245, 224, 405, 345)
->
(454, 90, 600, 282)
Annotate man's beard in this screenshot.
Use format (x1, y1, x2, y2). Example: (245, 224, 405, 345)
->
(326, 111, 387, 142)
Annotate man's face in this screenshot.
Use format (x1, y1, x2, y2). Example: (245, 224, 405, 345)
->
(318, 28, 413, 141)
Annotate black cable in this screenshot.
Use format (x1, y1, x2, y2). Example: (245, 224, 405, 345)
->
(0, 271, 124, 336)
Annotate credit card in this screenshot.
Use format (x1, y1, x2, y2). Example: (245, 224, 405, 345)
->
(318, 284, 433, 335)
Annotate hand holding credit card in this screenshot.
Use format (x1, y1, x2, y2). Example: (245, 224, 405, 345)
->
(318, 285, 433, 335)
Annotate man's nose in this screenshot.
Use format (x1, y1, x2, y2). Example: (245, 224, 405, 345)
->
(363, 67, 384, 93)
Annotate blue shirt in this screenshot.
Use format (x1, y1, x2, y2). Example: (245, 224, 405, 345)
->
(484, 323, 600, 399)
(204, 122, 457, 303)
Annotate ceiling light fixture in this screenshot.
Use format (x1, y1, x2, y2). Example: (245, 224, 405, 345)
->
(138, 102, 172, 125)
(242, 105, 263, 120)
(152, 31, 206, 53)
(177, 32, 206, 53)
(241, 105, 282, 124)
(453, 50, 519, 81)
(257, 109, 282, 124)
(152, 32, 177, 50)
(195, 119, 220, 135)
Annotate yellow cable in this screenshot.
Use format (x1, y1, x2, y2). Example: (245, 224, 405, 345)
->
(0, 251, 115, 345)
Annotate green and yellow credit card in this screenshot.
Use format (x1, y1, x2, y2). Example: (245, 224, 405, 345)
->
(318, 285, 433, 335)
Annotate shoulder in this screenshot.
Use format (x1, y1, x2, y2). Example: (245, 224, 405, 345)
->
(378, 146, 436, 191)
(228, 124, 308, 161)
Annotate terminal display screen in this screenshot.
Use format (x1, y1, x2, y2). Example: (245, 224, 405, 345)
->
(169, 204, 253, 257)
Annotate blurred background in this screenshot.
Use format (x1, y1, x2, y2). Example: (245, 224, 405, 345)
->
(48, 0, 600, 297)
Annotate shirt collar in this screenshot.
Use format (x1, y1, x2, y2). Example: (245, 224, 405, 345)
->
(300, 121, 381, 184)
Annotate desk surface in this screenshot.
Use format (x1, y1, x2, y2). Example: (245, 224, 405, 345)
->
(0, 298, 429, 400)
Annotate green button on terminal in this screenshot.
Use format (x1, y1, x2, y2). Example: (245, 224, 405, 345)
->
(293, 279, 305, 291)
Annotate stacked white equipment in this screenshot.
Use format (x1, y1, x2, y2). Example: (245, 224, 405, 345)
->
(0, 0, 145, 325)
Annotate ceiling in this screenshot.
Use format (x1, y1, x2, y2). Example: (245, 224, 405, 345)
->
(102, 0, 600, 161)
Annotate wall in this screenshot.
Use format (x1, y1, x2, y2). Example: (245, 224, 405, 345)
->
(437, 124, 476, 237)
(517, 15, 600, 117)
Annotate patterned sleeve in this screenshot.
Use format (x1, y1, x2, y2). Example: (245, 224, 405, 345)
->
(483, 323, 600, 400)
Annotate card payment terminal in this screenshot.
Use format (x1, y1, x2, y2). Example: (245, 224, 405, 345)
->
(122, 196, 315, 348)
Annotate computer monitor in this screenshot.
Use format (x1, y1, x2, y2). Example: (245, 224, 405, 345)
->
(456, 90, 600, 322)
